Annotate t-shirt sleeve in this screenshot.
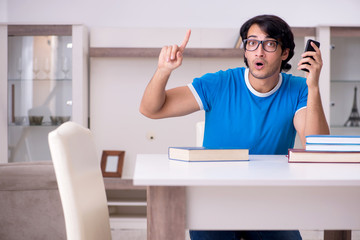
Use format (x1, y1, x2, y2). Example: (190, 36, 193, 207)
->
(189, 72, 222, 112)
(295, 78, 308, 114)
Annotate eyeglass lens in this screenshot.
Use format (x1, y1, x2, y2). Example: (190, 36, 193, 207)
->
(245, 39, 278, 52)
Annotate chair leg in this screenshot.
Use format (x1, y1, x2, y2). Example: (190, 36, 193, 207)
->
(324, 230, 351, 240)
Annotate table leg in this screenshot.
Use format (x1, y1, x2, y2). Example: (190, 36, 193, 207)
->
(324, 230, 351, 240)
(147, 186, 186, 240)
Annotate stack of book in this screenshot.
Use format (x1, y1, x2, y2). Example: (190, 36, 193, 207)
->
(305, 135, 360, 151)
(288, 135, 360, 163)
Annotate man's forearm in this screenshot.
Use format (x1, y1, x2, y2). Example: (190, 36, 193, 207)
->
(304, 87, 330, 136)
(139, 68, 171, 117)
(140, 30, 191, 118)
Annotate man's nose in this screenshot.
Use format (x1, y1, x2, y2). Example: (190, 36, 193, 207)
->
(254, 43, 265, 56)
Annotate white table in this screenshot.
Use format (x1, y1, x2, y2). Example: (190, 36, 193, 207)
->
(133, 154, 360, 240)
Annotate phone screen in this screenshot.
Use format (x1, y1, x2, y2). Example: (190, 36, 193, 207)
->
(305, 39, 320, 52)
(302, 39, 320, 72)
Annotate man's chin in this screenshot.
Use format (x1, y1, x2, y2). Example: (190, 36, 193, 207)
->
(249, 68, 268, 80)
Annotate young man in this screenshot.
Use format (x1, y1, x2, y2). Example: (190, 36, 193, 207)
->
(140, 15, 329, 240)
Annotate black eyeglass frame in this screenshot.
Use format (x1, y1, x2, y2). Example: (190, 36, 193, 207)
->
(242, 39, 280, 53)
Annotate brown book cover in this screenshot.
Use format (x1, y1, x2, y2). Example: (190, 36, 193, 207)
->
(288, 148, 360, 163)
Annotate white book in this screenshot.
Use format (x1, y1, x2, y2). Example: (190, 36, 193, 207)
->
(306, 143, 360, 152)
(306, 135, 360, 144)
(168, 147, 249, 162)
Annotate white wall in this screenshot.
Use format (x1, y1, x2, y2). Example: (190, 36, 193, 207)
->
(5, 0, 360, 28)
(90, 27, 245, 177)
(5, 0, 360, 177)
(0, 0, 6, 22)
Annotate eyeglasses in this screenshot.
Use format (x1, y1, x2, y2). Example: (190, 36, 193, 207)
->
(242, 39, 279, 52)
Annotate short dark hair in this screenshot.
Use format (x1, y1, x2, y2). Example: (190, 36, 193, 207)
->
(240, 15, 295, 72)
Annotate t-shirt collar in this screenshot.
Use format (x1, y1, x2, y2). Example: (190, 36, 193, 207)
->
(244, 68, 282, 97)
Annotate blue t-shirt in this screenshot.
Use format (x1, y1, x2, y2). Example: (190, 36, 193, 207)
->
(189, 67, 308, 155)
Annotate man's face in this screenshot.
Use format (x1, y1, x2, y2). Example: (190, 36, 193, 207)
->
(244, 24, 289, 81)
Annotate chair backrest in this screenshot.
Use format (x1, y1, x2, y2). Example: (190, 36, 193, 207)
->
(196, 121, 205, 147)
(48, 122, 111, 240)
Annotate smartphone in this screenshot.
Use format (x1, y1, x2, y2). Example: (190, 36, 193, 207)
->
(301, 39, 320, 72)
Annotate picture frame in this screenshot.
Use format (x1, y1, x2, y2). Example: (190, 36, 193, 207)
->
(100, 150, 125, 178)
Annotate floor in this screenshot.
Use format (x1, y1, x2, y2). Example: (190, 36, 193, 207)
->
(111, 230, 360, 240)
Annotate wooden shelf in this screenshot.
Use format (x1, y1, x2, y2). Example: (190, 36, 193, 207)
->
(291, 27, 316, 37)
(108, 199, 147, 207)
(331, 27, 360, 37)
(8, 25, 72, 36)
(110, 214, 147, 220)
(90, 47, 244, 58)
(105, 182, 147, 229)
(109, 215, 147, 229)
(89, 27, 317, 58)
(104, 178, 146, 190)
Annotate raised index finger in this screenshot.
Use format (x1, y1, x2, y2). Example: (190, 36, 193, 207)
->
(179, 29, 191, 52)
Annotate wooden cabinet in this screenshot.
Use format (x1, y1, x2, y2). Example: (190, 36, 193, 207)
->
(330, 27, 360, 132)
(317, 26, 360, 135)
(0, 24, 88, 163)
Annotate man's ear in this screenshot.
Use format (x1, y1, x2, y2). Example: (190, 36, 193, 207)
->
(281, 48, 290, 61)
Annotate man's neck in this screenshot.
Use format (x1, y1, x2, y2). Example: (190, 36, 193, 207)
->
(248, 72, 280, 93)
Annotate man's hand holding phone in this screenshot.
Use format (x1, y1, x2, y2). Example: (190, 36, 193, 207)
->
(297, 39, 323, 88)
